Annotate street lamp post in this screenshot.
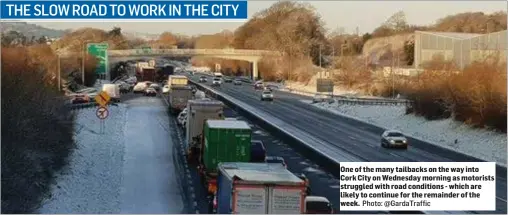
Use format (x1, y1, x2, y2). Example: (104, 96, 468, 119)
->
(81, 40, 91, 85)
(57, 55, 61, 91)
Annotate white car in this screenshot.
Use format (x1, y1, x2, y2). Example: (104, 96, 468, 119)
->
(133, 82, 150, 93)
(212, 77, 221, 86)
(312, 94, 332, 103)
(177, 109, 188, 125)
(381, 130, 408, 149)
(162, 85, 170, 93)
(260, 90, 274, 101)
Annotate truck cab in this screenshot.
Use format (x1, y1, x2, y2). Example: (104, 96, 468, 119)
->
(304, 196, 333, 214)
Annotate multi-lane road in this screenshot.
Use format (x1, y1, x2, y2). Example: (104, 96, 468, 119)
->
(187, 73, 507, 214)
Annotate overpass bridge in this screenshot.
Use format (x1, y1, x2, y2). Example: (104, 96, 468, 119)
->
(107, 49, 282, 80)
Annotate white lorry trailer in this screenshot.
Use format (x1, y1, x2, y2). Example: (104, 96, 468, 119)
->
(169, 85, 193, 114)
(215, 162, 306, 214)
(185, 99, 224, 158)
(168, 75, 188, 89)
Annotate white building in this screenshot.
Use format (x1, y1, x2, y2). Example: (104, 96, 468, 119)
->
(414, 30, 507, 69)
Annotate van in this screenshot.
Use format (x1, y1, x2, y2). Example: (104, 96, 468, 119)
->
(102, 84, 120, 102)
(250, 140, 267, 162)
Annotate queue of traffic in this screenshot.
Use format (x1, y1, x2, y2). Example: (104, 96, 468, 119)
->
(165, 72, 334, 214)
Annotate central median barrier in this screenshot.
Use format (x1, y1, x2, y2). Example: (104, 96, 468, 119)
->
(188, 79, 431, 214)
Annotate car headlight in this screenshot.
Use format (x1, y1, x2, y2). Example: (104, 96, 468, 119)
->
(402, 140, 407, 143)
(390, 140, 395, 143)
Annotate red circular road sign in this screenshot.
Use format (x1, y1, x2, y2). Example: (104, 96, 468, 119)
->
(96, 107, 109, 120)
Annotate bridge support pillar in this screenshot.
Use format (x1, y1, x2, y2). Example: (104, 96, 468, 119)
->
(251, 60, 259, 81)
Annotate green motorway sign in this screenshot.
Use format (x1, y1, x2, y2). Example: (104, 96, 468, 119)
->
(87, 43, 109, 75)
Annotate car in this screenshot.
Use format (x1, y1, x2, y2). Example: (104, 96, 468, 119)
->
(177, 108, 188, 125)
(381, 130, 408, 149)
(181, 117, 187, 129)
(250, 140, 267, 163)
(233, 79, 242, 85)
(312, 94, 332, 103)
(254, 82, 264, 90)
(119, 82, 132, 93)
(265, 156, 286, 168)
(305, 196, 333, 214)
(260, 90, 274, 101)
(212, 77, 221, 86)
(74, 87, 97, 94)
(162, 85, 170, 94)
(149, 83, 160, 91)
(190, 86, 197, 94)
(133, 82, 150, 93)
(199, 76, 207, 82)
(144, 87, 157, 96)
(223, 77, 233, 83)
(71, 94, 90, 104)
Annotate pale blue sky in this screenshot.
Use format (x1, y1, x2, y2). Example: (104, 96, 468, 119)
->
(28, 1, 507, 35)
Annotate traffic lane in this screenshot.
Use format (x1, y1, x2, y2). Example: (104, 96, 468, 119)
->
(196, 80, 507, 213)
(220, 83, 448, 163)
(120, 95, 187, 213)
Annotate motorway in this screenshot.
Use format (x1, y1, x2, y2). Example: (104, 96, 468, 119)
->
(187, 74, 507, 214)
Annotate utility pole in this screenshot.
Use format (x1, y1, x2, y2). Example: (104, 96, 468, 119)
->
(319, 44, 322, 78)
(81, 40, 89, 85)
(57, 56, 61, 92)
(288, 46, 292, 90)
(391, 50, 395, 98)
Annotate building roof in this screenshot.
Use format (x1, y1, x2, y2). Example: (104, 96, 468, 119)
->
(416, 31, 481, 39)
(207, 119, 251, 130)
(219, 162, 304, 185)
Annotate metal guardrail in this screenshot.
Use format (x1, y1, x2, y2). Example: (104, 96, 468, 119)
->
(283, 87, 413, 106)
(108, 49, 281, 57)
(66, 102, 119, 110)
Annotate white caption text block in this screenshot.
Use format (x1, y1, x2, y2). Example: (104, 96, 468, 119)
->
(339, 162, 496, 211)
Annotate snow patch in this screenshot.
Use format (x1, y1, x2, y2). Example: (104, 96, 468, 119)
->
(307, 100, 507, 165)
(38, 104, 127, 213)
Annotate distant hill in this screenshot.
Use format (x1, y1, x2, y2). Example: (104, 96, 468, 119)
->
(0, 21, 67, 38)
(122, 31, 159, 41)
(1, 22, 160, 41)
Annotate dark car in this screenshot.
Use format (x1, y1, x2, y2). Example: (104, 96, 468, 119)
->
(233, 79, 242, 85)
(144, 87, 157, 97)
(254, 82, 263, 90)
(199, 76, 207, 82)
(265, 156, 286, 168)
(250, 140, 267, 163)
(223, 77, 233, 83)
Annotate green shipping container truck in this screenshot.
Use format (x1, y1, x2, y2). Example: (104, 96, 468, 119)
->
(202, 120, 252, 173)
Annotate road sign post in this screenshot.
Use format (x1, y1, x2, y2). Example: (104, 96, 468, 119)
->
(87, 43, 109, 76)
(96, 106, 109, 134)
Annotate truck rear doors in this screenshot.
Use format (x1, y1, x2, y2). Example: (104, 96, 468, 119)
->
(231, 185, 305, 214)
